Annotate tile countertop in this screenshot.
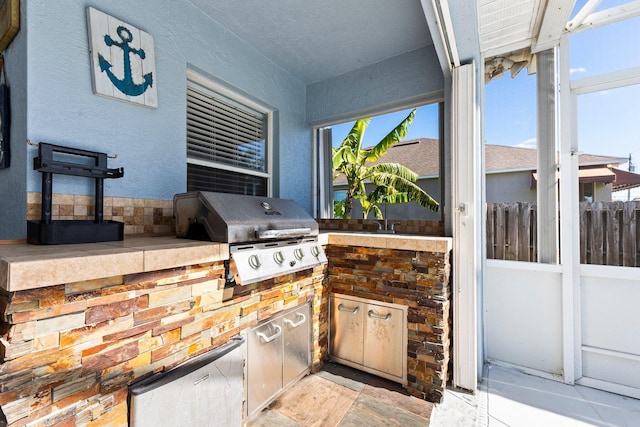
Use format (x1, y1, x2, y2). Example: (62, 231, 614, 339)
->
(0, 233, 452, 293)
(318, 231, 452, 253)
(0, 236, 229, 292)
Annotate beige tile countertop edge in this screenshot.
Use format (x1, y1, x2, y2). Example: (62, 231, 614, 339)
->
(0, 236, 229, 292)
(318, 231, 452, 253)
(1, 234, 450, 292)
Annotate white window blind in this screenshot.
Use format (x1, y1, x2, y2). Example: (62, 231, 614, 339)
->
(186, 77, 269, 196)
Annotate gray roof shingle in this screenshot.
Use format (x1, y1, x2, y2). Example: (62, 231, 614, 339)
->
(334, 138, 628, 183)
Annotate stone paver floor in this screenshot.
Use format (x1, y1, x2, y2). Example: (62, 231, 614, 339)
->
(248, 361, 433, 426)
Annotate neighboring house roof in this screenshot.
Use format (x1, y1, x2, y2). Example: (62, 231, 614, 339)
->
(333, 138, 638, 189)
(371, 138, 440, 177)
(333, 138, 440, 185)
(373, 138, 626, 173)
(485, 144, 627, 172)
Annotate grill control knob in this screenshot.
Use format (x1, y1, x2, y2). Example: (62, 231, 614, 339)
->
(273, 251, 285, 265)
(294, 248, 305, 260)
(311, 246, 320, 257)
(248, 254, 261, 270)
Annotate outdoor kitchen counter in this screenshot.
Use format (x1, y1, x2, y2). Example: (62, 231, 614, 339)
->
(0, 232, 451, 292)
(318, 231, 452, 253)
(0, 236, 229, 292)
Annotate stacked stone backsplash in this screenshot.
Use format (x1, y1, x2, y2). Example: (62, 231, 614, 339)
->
(26, 193, 175, 236)
(316, 218, 444, 236)
(326, 244, 451, 402)
(0, 262, 327, 426)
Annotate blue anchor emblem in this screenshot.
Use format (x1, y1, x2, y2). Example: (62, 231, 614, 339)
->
(98, 26, 153, 97)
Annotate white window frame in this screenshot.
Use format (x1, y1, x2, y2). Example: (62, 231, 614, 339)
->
(186, 71, 273, 196)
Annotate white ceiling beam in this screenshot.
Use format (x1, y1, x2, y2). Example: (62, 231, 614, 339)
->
(566, 0, 601, 31)
(570, 66, 640, 95)
(532, 0, 577, 53)
(421, 0, 460, 75)
(436, 0, 461, 68)
(571, 0, 640, 33)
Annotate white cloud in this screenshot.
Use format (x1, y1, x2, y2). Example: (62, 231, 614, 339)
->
(515, 138, 537, 149)
(570, 67, 587, 75)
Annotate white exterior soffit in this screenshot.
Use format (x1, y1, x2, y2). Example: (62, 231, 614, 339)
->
(479, 0, 640, 57)
(481, 0, 640, 77)
(479, 0, 549, 57)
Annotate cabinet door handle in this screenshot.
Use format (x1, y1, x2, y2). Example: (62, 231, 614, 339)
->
(368, 310, 391, 321)
(338, 303, 359, 314)
(256, 324, 282, 343)
(283, 313, 306, 328)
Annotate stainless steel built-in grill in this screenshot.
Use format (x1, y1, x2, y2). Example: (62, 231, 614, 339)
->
(174, 191, 327, 287)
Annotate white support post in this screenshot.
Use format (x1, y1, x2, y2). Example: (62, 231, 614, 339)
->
(558, 34, 580, 384)
(536, 49, 560, 264)
(451, 62, 479, 392)
(313, 128, 333, 219)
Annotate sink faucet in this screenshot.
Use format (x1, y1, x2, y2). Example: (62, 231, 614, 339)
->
(375, 203, 400, 234)
(377, 219, 400, 234)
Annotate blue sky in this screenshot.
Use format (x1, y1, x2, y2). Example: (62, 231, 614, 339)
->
(332, 7, 639, 172)
(483, 12, 640, 160)
(331, 103, 439, 148)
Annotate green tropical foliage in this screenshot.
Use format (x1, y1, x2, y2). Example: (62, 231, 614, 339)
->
(332, 109, 439, 219)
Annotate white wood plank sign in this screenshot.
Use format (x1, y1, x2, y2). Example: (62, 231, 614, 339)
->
(87, 7, 158, 108)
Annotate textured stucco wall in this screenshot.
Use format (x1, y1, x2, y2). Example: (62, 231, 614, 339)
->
(19, 1, 309, 223)
(2, 1, 447, 240)
(0, 0, 28, 239)
(593, 182, 612, 202)
(306, 46, 444, 126)
(486, 171, 536, 203)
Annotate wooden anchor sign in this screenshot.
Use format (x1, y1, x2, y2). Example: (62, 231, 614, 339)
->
(87, 7, 158, 108)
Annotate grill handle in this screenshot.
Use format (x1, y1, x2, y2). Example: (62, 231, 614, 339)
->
(256, 227, 312, 240)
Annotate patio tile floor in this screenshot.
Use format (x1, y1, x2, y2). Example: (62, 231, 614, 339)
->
(431, 363, 640, 427)
(247, 361, 433, 426)
(249, 362, 640, 426)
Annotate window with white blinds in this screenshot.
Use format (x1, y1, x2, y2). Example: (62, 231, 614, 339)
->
(186, 76, 270, 196)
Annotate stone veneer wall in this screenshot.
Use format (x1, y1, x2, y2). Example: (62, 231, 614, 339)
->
(326, 244, 451, 402)
(0, 262, 327, 426)
(316, 218, 444, 236)
(26, 193, 175, 236)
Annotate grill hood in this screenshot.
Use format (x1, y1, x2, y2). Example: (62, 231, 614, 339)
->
(174, 191, 319, 243)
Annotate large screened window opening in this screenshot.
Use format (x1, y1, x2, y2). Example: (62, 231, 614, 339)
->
(571, 13, 640, 267)
(186, 73, 271, 196)
(315, 103, 442, 220)
(484, 65, 543, 262)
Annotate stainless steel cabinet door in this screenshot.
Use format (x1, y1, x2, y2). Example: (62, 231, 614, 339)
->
(363, 303, 404, 377)
(330, 295, 364, 365)
(282, 304, 310, 388)
(247, 318, 283, 416)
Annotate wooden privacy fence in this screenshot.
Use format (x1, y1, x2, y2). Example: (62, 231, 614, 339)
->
(580, 201, 638, 266)
(486, 202, 537, 262)
(486, 201, 640, 267)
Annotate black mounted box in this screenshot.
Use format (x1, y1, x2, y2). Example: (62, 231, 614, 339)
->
(27, 220, 124, 245)
(27, 142, 124, 245)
